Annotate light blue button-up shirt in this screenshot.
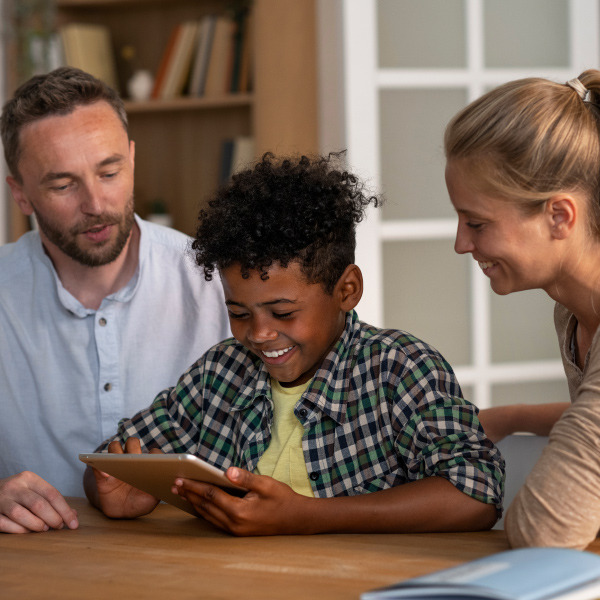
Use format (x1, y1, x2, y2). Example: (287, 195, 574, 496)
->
(0, 215, 231, 496)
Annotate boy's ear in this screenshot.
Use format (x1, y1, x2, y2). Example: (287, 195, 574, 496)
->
(335, 264, 363, 311)
(546, 194, 576, 240)
(6, 175, 34, 216)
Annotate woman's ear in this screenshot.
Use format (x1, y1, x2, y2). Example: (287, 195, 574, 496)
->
(546, 194, 577, 240)
(335, 264, 363, 311)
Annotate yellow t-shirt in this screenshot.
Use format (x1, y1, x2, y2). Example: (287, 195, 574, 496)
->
(255, 379, 315, 497)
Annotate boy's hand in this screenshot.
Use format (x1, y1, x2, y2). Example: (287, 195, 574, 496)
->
(0, 471, 79, 533)
(172, 468, 313, 536)
(87, 438, 160, 519)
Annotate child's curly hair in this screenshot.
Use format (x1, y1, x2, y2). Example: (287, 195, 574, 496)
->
(192, 152, 380, 293)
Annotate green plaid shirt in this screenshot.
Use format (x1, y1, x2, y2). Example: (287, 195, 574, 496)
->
(102, 310, 504, 506)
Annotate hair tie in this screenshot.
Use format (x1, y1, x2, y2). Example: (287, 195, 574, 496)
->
(566, 78, 591, 102)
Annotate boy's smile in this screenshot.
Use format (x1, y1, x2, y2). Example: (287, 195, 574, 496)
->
(220, 261, 349, 387)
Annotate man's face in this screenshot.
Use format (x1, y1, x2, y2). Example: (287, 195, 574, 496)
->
(221, 261, 348, 387)
(8, 101, 135, 267)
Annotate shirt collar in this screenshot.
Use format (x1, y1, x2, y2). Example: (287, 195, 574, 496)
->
(36, 214, 144, 317)
(229, 310, 360, 424)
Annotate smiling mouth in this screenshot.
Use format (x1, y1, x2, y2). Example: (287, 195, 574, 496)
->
(262, 346, 294, 358)
(478, 260, 497, 270)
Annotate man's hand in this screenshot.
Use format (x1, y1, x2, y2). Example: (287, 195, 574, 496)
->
(172, 467, 313, 536)
(0, 471, 79, 534)
(85, 438, 160, 519)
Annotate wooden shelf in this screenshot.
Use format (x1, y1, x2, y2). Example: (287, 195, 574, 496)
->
(123, 94, 253, 114)
(6, 0, 318, 241)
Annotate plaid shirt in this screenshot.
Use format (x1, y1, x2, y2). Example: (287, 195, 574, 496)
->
(102, 311, 504, 506)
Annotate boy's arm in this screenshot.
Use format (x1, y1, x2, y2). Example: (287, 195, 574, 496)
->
(173, 468, 497, 536)
(477, 403, 570, 443)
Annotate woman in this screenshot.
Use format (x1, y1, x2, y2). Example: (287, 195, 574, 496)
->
(444, 69, 600, 549)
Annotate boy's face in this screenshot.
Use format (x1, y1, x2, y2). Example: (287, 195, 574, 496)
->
(221, 261, 348, 387)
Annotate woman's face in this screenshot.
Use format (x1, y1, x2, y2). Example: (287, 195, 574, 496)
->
(445, 160, 559, 296)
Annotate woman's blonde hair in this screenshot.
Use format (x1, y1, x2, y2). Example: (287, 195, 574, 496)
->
(444, 69, 600, 234)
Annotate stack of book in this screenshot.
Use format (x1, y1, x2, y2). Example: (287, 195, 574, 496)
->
(59, 23, 119, 91)
(57, 10, 251, 102)
(152, 11, 252, 100)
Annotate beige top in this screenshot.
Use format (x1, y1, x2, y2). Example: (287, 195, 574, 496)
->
(505, 303, 600, 549)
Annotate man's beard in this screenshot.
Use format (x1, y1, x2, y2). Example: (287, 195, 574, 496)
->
(34, 195, 136, 267)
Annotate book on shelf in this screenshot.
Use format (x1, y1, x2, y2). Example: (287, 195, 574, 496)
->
(152, 21, 199, 100)
(159, 21, 199, 99)
(59, 23, 118, 91)
(189, 15, 217, 97)
(203, 15, 236, 97)
(237, 11, 253, 93)
(151, 25, 180, 99)
(219, 136, 255, 183)
(361, 548, 600, 600)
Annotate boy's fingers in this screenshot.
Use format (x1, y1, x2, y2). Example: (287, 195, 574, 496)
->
(107, 440, 124, 454)
(124, 438, 143, 453)
(225, 467, 262, 492)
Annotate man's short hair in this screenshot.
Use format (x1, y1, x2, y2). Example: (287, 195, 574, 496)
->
(1, 67, 128, 181)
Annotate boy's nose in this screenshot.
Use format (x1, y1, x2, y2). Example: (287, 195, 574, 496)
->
(248, 320, 278, 344)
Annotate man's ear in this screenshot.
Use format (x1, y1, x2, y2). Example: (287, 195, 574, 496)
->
(335, 264, 363, 311)
(6, 175, 34, 216)
(546, 194, 577, 240)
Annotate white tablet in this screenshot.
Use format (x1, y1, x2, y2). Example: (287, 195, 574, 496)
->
(79, 452, 246, 516)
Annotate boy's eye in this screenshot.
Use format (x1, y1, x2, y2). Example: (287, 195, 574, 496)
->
(227, 311, 248, 320)
(273, 311, 294, 319)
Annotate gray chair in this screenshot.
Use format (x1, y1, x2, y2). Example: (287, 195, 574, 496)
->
(494, 434, 549, 529)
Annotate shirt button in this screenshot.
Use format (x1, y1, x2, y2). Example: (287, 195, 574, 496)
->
(99, 317, 107, 326)
(298, 408, 308, 418)
(104, 383, 112, 392)
(309, 472, 319, 481)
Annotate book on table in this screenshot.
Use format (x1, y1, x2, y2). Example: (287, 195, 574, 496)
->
(361, 548, 600, 600)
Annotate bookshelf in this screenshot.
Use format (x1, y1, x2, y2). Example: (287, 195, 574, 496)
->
(5, 0, 318, 239)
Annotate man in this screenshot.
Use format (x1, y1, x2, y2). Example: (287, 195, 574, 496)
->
(0, 67, 230, 533)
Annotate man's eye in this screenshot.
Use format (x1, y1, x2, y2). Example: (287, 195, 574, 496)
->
(466, 222, 483, 230)
(50, 183, 70, 192)
(274, 312, 294, 319)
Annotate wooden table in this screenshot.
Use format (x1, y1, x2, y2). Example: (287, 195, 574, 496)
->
(0, 497, 522, 599)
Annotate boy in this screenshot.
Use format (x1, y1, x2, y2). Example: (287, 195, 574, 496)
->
(85, 153, 504, 535)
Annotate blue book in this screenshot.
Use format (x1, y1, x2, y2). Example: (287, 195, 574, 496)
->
(361, 548, 600, 600)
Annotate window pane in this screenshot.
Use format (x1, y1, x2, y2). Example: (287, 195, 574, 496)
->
(484, 0, 569, 68)
(377, 0, 466, 69)
(379, 88, 467, 220)
(492, 380, 569, 407)
(490, 288, 560, 363)
(382, 239, 471, 366)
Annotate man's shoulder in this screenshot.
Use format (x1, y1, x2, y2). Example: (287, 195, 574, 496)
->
(0, 232, 39, 286)
(138, 217, 192, 255)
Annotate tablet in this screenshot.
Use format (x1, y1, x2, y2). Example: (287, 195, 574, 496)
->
(79, 452, 246, 516)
